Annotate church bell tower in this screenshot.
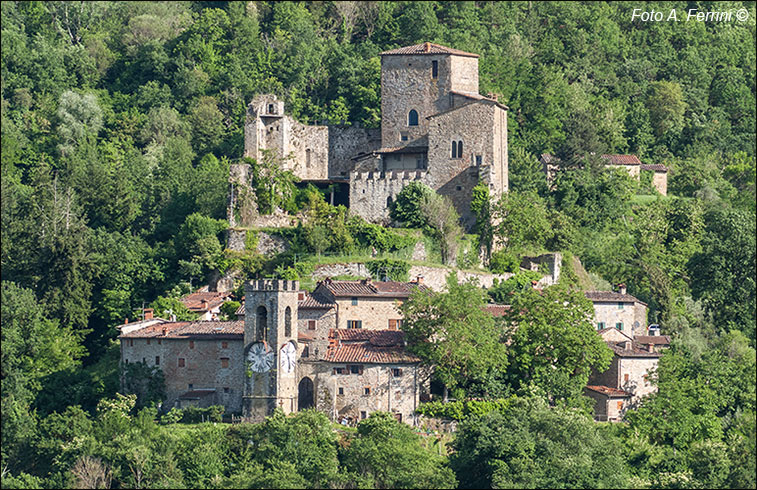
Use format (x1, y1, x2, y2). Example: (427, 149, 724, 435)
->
(243, 279, 299, 421)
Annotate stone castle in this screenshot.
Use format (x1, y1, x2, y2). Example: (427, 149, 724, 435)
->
(232, 42, 509, 228)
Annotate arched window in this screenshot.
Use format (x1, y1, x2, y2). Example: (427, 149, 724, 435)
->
(451, 141, 458, 158)
(457, 140, 463, 158)
(408, 110, 419, 126)
(387, 196, 393, 208)
(256, 305, 267, 341)
(284, 306, 292, 338)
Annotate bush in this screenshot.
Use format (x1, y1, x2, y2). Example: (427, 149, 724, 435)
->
(489, 250, 520, 273)
(179, 405, 225, 423)
(390, 182, 434, 228)
(349, 219, 417, 252)
(416, 398, 516, 421)
(487, 271, 543, 303)
(366, 259, 410, 282)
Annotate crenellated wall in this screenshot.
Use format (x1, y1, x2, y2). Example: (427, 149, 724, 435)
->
(349, 170, 429, 224)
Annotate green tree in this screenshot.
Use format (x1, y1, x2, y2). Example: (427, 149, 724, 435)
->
(390, 181, 434, 228)
(400, 278, 508, 398)
(493, 190, 551, 253)
(420, 192, 462, 266)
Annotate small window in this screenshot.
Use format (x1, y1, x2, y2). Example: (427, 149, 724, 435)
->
(338, 387, 344, 395)
(451, 141, 457, 158)
(364, 387, 371, 395)
(361, 411, 367, 419)
(347, 320, 362, 329)
(146, 339, 151, 345)
(333, 367, 346, 375)
(223, 387, 230, 394)
(188, 384, 193, 390)
(618, 302, 624, 310)
(221, 358, 229, 368)
(597, 322, 605, 330)
(392, 368, 403, 377)
(432, 60, 438, 78)
(157, 339, 162, 345)
(124, 359, 129, 364)
(616, 322, 623, 330)
(624, 374, 629, 383)
(268, 103, 274, 113)
(400, 132, 408, 142)
(178, 358, 185, 367)
(408, 110, 419, 126)
(350, 365, 364, 375)
(189, 340, 195, 349)
(476, 155, 482, 166)
(308, 320, 316, 330)
(221, 341, 228, 349)
(302, 345, 310, 358)
(142, 357, 146, 363)
(458, 140, 463, 157)
(129, 339, 133, 347)
(617, 401, 624, 410)
(455, 185, 462, 191)
(298, 292, 305, 301)
(388, 319, 397, 330)
(387, 196, 393, 208)
(351, 297, 358, 306)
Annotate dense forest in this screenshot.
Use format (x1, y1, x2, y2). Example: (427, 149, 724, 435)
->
(1, 1, 755, 488)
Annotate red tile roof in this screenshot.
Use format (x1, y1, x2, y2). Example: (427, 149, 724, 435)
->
(380, 42, 479, 58)
(585, 290, 646, 305)
(483, 304, 511, 317)
(299, 292, 336, 309)
(608, 341, 662, 358)
(600, 154, 642, 165)
(586, 385, 631, 397)
(180, 291, 232, 312)
(640, 164, 668, 172)
(325, 329, 420, 364)
(119, 321, 243, 340)
(321, 279, 428, 299)
(634, 335, 671, 345)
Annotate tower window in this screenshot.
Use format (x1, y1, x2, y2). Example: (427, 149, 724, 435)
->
(432, 60, 438, 78)
(268, 104, 274, 114)
(256, 305, 267, 341)
(408, 110, 419, 126)
(285, 306, 292, 338)
(457, 140, 463, 158)
(452, 141, 457, 158)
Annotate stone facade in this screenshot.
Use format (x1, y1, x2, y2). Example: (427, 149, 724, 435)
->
(234, 43, 509, 229)
(586, 287, 648, 336)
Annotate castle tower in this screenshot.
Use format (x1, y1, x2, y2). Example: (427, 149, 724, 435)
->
(243, 279, 299, 421)
(379, 42, 480, 147)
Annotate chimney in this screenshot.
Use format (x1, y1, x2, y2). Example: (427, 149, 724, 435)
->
(618, 283, 627, 295)
(647, 343, 654, 353)
(124, 318, 129, 324)
(416, 275, 424, 285)
(170, 314, 177, 322)
(623, 340, 632, 351)
(201, 299, 209, 310)
(424, 42, 431, 52)
(144, 308, 154, 321)
(162, 327, 167, 336)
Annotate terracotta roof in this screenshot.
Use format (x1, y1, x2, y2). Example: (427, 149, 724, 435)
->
(299, 292, 336, 309)
(325, 329, 420, 364)
(585, 290, 646, 305)
(235, 302, 245, 316)
(380, 42, 479, 58)
(483, 304, 511, 317)
(179, 389, 216, 399)
(600, 154, 642, 165)
(586, 385, 631, 397)
(321, 279, 428, 298)
(180, 291, 232, 312)
(298, 331, 315, 341)
(640, 164, 668, 172)
(119, 321, 243, 340)
(634, 335, 671, 345)
(608, 341, 662, 358)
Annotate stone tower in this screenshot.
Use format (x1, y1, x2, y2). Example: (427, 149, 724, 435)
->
(380, 42, 480, 147)
(243, 279, 299, 421)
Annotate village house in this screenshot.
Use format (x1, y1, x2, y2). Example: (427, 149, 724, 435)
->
(119, 278, 427, 425)
(179, 289, 233, 321)
(585, 284, 649, 337)
(539, 153, 668, 196)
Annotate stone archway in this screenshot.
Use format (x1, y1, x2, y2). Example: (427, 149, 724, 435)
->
(298, 377, 314, 411)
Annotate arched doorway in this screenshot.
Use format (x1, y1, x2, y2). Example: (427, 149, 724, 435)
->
(298, 377, 314, 411)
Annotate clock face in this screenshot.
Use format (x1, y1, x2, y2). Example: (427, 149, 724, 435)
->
(247, 342, 274, 373)
(280, 342, 297, 374)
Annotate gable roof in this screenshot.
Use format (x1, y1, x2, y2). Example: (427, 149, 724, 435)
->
(634, 335, 672, 345)
(585, 290, 646, 306)
(598, 327, 634, 343)
(299, 292, 337, 309)
(319, 279, 428, 299)
(608, 341, 662, 358)
(119, 320, 243, 340)
(325, 329, 420, 364)
(380, 42, 479, 58)
(600, 154, 641, 165)
(180, 291, 232, 312)
(640, 164, 668, 172)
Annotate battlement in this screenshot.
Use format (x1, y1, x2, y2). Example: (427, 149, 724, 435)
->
(350, 170, 428, 182)
(247, 279, 300, 292)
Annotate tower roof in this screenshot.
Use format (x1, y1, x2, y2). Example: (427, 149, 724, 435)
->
(380, 42, 479, 58)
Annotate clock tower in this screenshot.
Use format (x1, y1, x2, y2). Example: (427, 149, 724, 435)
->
(243, 279, 299, 421)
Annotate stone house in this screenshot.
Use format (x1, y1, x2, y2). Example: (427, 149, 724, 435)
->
(232, 42, 509, 229)
(119, 278, 427, 425)
(585, 284, 648, 337)
(179, 289, 233, 321)
(539, 153, 668, 195)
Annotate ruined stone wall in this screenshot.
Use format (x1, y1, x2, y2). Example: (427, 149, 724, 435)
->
(380, 55, 454, 146)
(313, 362, 420, 425)
(121, 338, 245, 413)
(335, 296, 404, 331)
(349, 170, 429, 225)
(592, 302, 638, 332)
(328, 127, 382, 179)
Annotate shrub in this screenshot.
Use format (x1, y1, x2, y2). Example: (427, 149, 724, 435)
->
(489, 250, 520, 273)
(487, 271, 543, 303)
(366, 259, 410, 282)
(390, 182, 434, 228)
(416, 398, 516, 421)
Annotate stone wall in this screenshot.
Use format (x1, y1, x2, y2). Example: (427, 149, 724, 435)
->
(618, 356, 659, 406)
(256, 231, 290, 256)
(592, 302, 639, 332)
(349, 170, 428, 225)
(652, 171, 667, 196)
(121, 338, 245, 413)
(312, 262, 370, 280)
(227, 229, 247, 252)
